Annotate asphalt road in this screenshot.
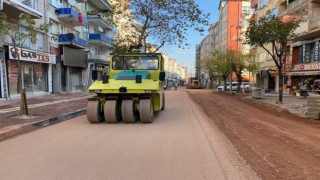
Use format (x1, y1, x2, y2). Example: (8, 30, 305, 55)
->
(0, 90, 258, 180)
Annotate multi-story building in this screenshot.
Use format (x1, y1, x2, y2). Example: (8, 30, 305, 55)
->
(0, 0, 56, 99)
(251, 0, 282, 92)
(196, 0, 252, 87)
(0, 0, 115, 99)
(250, 0, 317, 93)
(281, 0, 320, 92)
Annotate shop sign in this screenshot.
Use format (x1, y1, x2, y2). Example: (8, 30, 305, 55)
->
(0, 59, 9, 98)
(315, 42, 319, 61)
(292, 62, 320, 71)
(302, 45, 306, 63)
(8, 46, 56, 64)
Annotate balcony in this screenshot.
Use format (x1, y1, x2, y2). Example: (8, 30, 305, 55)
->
(251, 0, 258, 8)
(59, 34, 88, 49)
(294, 19, 309, 35)
(88, 54, 109, 64)
(90, 0, 112, 11)
(87, 11, 113, 30)
(279, 0, 308, 17)
(3, 0, 43, 19)
(88, 34, 113, 47)
(56, 8, 87, 26)
(310, 18, 320, 31)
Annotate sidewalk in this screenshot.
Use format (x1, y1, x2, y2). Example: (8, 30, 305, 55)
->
(0, 92, 91, 141)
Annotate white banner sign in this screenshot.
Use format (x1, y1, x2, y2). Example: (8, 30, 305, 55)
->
(0, 59, 9, 98)
(9, 46, 56, 64)
(292, 62, 320, 71)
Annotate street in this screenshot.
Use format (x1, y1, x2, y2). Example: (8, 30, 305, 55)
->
(188, 89, 320, 180)
(0, 90, 258, 180)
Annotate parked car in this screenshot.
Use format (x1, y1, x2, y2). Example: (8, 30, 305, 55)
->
(217, 82, 231, 91)
(227, 82, 239, 91)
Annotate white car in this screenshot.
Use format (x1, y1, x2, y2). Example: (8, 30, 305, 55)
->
(217, 82, 230, 91)
(227, 82, 239, 91)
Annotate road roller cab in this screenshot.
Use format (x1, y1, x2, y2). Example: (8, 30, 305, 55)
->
(87, 52, 166, 123)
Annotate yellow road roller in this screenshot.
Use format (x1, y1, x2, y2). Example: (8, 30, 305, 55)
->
(87, 53, 166, 123)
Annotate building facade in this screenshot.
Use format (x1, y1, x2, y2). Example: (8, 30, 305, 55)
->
(0, 0, 56, 99)
(0, 0, 115, 99)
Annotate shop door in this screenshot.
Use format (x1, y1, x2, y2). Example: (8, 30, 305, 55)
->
(22, 65, 34, 93)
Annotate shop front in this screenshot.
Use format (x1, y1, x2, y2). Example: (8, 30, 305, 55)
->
(5, 46, 55, 97)
(288, 41, 320, 94)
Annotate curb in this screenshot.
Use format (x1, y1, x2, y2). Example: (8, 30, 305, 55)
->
(0, 108, 87, 142)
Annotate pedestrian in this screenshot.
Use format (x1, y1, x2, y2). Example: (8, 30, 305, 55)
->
(174, 82, 178, 90)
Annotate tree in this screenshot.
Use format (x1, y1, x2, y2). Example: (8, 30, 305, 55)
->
(245, 15, 300, 102)
(231, 51, 255, 92)
(112, 0, 209, 52)
(0, 12, 51, 115)
(206, 50, 232, 90)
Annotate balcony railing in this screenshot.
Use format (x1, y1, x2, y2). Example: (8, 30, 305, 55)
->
(10, 0, 43, 17)
(88, 34, 113, 47)
(88, 54, 109, 62)
(90, 0, 112, 11)
(59, 34, 88, 48)
(87, 11, 113, 30)
(279, 0, 308, 16)
(56, 8, 87, 26)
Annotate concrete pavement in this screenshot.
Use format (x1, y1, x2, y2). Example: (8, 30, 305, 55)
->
(0, 89, 312, 142)
(0, 92, 91, 141)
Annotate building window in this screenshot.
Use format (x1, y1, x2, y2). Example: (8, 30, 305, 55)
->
(295, 46, 303, 64)
(305, 43, 315, 63)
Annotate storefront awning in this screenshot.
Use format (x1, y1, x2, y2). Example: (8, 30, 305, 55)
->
(287, 71, 320, 76)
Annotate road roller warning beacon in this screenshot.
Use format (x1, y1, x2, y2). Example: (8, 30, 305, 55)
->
(87, 53, 166, 123)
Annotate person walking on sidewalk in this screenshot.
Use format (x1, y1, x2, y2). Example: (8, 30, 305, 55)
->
(174, 82, 178, 90)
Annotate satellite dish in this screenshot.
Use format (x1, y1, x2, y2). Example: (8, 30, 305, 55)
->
(98, 27, 104, 33)
(68, 0, 76, 6)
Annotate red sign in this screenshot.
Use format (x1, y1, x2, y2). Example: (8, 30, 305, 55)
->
(292, 62, 320, 71)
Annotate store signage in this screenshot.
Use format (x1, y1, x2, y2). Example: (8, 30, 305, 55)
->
(302, 45, 306, 63)
(292, 62, 320, 71)
(0, 59, 8, 98)
(315, 42, 319, 61)
(9, 46, 56, 64)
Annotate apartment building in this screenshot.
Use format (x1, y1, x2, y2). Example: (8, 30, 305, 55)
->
(196, 0, 252, 87)
(0, 0, 115, 99)
(250, 0, 279, 92)
(250, 0, 320, 93)
(281, 0, 320, 92)
(0, 0, 55, 99)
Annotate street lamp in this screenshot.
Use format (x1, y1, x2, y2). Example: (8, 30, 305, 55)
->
(229, 24, 235, 94)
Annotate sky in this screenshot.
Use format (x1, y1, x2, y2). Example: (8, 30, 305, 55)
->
(161, 0, 220, 72)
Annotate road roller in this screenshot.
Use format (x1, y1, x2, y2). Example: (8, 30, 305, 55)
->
(87, 52, 166, 123)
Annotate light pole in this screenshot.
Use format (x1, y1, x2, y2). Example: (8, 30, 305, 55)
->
(229, 24, 235, 93)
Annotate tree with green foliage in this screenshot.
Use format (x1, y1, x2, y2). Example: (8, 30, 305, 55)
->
(112, 0, 209, 52)
(0, 12, 51, 115)
(245, 15, 300, 102)
(231, 51, 256, 92)
(204, 50, 233, 90)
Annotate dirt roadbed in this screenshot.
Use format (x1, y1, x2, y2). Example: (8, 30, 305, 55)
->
(187, 90, 320, 179)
